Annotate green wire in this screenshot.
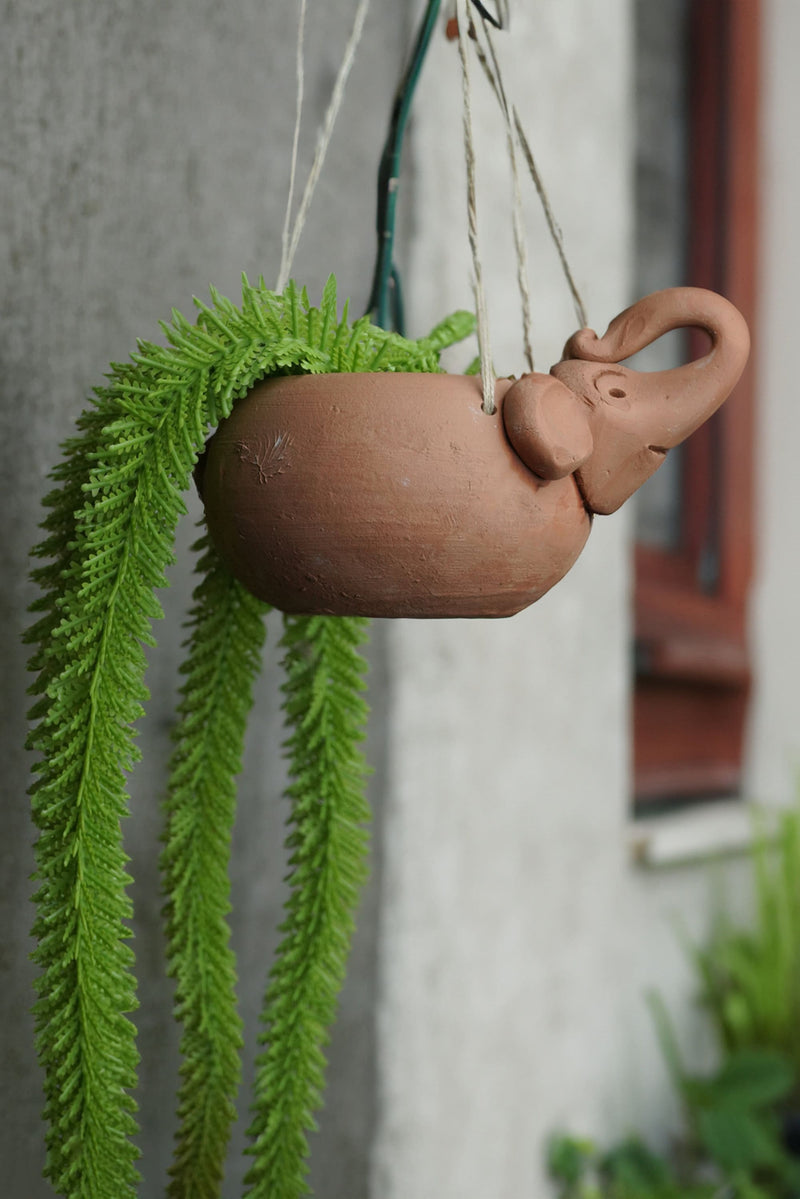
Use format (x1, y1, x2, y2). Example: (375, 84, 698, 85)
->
(366, 0, 441, 332)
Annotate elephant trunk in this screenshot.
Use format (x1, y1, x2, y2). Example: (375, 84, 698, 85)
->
(548, 286, 750, 515)
(560, 286, 750, 446)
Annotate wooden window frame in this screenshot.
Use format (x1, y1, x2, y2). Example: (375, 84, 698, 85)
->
(633, 0, 760, 809)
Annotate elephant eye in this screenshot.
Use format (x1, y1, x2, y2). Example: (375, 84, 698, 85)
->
(594, 371, 631, 409)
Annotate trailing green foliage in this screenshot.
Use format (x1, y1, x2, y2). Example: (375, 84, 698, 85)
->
(161, 536, 269, 1199)
(244, 615, 371, 1199)
(26, 276, 473, 1199)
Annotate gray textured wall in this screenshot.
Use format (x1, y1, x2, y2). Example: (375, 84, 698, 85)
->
(1, 2, 407, 1195)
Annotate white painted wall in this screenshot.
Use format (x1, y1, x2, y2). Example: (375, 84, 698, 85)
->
(371, 2, 793, 1195)
(746, 0, 800, 807)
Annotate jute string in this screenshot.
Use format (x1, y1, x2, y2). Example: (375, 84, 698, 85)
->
(512, 106, 588, 331)
(472, 15, 534, 371)
(276, 0, 587, 389)
(456, 3, 588, 388)
(456, 0, 497, 415)
(276, 0, 372, 293)
(277, 0, 308, 293)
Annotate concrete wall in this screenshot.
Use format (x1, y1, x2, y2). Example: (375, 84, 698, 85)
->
(3, 1, 799, 1198)
(1, 3, 405, 1196)
(373, 1, 798, 1195)
(374, 5, 719, 1194)
(746, 0, 800, 806)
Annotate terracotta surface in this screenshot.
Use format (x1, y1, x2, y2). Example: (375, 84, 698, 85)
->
(555, 286, 750, 514)
(199, 372, 592, 617)
(199, 287, 749, 618)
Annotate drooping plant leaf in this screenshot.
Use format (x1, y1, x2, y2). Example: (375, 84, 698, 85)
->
(161, 535, 269, 1199)
(26, 275, 473, 1199)
(244, 614, 371, 1199)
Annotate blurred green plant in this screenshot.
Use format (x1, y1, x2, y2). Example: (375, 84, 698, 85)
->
(549, 801, 800, 1199)
(548, 1132, 718, 1198)
(691, 807, 800, 1096)
(649, 990, 800, 1196)
(548, 1123, 792, 1199)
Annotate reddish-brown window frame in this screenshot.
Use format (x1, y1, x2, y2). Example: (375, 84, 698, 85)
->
(633, 0, 760, 809)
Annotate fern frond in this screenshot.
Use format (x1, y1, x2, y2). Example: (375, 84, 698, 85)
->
(243, 614, 371, 1199)
(161, 536, 269, 1199)
(418, 308, 476, 354)
(26, 274, 469, 1199)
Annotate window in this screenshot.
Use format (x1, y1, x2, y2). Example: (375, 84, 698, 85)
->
(632, 0, 759, 812)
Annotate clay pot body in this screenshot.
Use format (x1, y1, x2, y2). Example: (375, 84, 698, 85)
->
(199, 372, 591, 617)
(199, 287, 750, 618)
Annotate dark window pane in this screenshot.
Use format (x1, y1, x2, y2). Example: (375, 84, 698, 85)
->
(633, 0, 690, 551)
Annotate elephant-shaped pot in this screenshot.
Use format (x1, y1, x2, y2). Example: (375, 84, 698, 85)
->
(198, 287, 749, 618)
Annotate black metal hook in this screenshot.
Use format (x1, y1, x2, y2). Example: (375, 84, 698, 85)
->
(469, 0, 508, 31)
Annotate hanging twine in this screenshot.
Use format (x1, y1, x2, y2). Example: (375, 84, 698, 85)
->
(512, 107, 588, 331)
(456, 0, 497, 415)
(453, 1, 588, 378)
(277, 0, 372, 293)
(472, 15, 534, 371)
(277, 0, 587, 383)
(277, 0, 309, 293)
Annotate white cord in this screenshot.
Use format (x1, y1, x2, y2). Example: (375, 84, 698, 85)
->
(454, 3, 587, 372)
(456, 0, 496, 415)
(277, 0, 372, 293)
(277, 0, 309, 293)
(476, 17, 534, 371)
(512, 106, 588, 330)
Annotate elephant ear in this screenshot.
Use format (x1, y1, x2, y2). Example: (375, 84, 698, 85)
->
(502, 373, 594, 481)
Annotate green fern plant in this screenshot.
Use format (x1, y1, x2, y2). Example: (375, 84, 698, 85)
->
(26, 276, 474, 1199)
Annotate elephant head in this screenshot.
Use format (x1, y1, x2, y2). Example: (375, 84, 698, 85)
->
(501, 287, 750, 515)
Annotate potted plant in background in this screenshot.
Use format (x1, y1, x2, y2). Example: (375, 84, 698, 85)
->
(548, 798, 800, 1199)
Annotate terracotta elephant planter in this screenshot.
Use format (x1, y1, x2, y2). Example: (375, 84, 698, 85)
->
(198, 287, 749, 618)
